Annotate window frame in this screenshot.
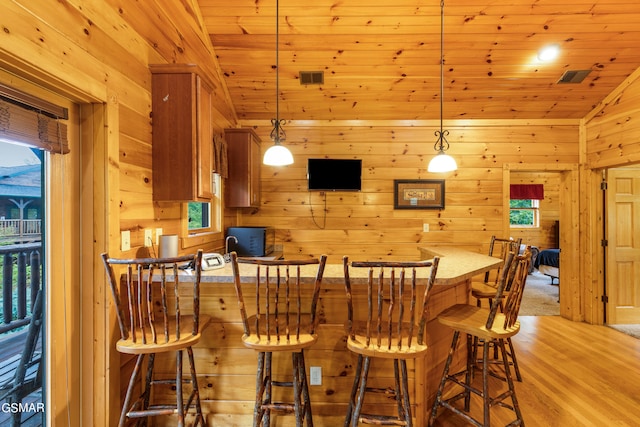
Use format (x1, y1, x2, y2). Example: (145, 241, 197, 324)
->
(181, 172, 222, 247)
(509, 198, 541, 228)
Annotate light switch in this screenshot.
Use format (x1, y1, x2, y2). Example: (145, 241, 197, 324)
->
(144, 229, 152, 247)
(309, 366, 322, 386)
(121, 230, 131, 251)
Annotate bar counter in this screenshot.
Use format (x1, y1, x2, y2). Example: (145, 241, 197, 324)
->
(151, 247, 501, 426)
(187, 247, 501, 287)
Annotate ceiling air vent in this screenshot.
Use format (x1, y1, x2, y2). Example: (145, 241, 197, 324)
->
(557, 69, 591, 84)
(299, 71, 324, 85)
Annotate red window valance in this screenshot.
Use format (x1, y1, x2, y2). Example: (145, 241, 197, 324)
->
(510, 184, 544, 200)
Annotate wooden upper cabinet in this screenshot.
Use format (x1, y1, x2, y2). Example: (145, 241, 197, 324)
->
(225, 128, 261, 208)
(150, 64, 213, 202)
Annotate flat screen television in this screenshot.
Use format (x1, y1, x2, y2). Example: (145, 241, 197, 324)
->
(307, 158, 362, 191)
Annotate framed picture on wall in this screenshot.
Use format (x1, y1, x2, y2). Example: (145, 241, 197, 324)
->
(393, 179, 445, 209)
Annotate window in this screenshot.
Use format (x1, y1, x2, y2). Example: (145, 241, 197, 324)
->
(188, 201, 210, 231)
(183, 173, 222, 237)
(0, 140, 45, 426)
(510, 199, 540, 228)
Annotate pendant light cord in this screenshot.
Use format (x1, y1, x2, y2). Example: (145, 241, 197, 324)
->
(434, 0, 450, 152)
(269, 0, 286, 144)
(276, 0, 279, 125)
(439, 0, 444, 136)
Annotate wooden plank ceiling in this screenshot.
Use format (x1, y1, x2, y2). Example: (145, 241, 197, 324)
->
(198, 0, 640, 121)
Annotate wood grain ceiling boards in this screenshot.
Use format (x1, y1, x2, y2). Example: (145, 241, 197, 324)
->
(198, 0, 640, 121)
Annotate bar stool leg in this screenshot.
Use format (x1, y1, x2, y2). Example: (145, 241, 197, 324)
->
(291, 351, 313, 427)
(393, 360, 403, 419)
(351, 356, 371, 426)
(498, 339, 524, 424)
(399, 360, 412, 426)
(142, 353, 155, 419)
(429, 330, 460, 427)
(296, 350, 313, 426)
(506, 337, 523, 381)
(292, 352, 302, 426)
(253, 352, 267, 426)
(176, 350, 186, 427)
(344, 354, 363, 427)
(187, 346, 205, 425)
(464, 334, 473, 412)
(120, 354, 145, 427)
(481, 341, 490, 427)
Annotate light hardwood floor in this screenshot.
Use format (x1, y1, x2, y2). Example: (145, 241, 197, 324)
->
(202, 316, 640, 426)
(430, 315, 640, 426)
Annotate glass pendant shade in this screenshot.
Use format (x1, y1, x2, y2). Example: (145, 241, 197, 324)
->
(263, 143, 293, 166)
(427, 151, 457, 173)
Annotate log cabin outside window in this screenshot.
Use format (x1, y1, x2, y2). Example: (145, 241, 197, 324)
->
(188, 202, 210, 231)
(186, 173, 221, 235)
(510, 199, 540, 228)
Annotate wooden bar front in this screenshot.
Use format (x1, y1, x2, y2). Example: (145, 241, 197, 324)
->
(148, 248, 501, 426)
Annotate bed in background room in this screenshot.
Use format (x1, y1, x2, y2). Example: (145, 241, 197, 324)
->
(534, 248, 560, 284)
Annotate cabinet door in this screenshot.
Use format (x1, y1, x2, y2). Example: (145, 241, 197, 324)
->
(249, 136, 261, 205)
(151, 64, 214, 202)
(225, 128, 262, 207)
(196, 75, 213, 200)
(151, 71, 197, 201)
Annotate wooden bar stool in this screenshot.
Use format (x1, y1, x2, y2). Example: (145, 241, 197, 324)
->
(429, 250, 531, 427)
(230, 252, 328, 427)
(471, 236, 523, 381)
(343, 256, 439, 427)
(471, 236, 522, 309)
(101, 250, 210, 427)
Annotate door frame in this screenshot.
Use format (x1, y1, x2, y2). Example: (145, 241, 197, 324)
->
(503, 163, 582, 321)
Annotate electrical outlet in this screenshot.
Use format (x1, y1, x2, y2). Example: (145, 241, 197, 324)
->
(423, 223, 430, 232)
(144, 229, 152, 247)
(121, 230, 131, 251)
(309, 366, 322, 386)
(155, 228, 163, 245)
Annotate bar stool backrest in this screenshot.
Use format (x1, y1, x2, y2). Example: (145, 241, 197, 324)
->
(484, 236, 522, 285)
(501, 246, 532, 328)
(343, 257, 440, 350)
(101, 250, 204, 345)
(485, 247, 531, 330)
(231, 252, 328, 344)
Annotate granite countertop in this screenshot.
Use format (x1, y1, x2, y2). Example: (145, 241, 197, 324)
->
(168, 247, 501, 287)
(417, 246, 502, 285)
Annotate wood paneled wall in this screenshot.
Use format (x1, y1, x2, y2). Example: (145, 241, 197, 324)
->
(581, 69, 640, 324)
(1, 1, 235, 426)
(235, 120, 579, 263)
(585, 69, 640, 169)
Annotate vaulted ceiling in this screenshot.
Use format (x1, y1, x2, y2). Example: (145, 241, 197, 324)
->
(197, 0, 640, 122)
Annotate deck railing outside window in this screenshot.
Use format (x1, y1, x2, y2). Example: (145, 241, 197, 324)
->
(0, 219, 42, 244)
(0, 242, 42, 334)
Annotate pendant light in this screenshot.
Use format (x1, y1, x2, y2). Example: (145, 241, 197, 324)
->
(427, 0, 457, 173)
(263, 0, 294, 166)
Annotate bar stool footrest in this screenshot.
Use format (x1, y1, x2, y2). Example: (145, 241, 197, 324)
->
(358, 412, 409, 426)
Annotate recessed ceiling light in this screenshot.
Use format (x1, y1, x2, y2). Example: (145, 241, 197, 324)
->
(538, 44, 560, 62)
